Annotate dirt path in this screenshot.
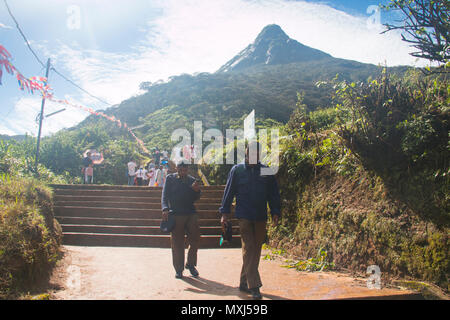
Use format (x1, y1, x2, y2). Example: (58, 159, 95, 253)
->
(48, 245, 418, 300)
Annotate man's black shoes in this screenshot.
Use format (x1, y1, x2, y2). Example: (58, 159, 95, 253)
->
(185, 264, 199, 277)
(239, 284, 251, 293)
(175, 271, 183, 279)
(249, 287, 262, 300)
(239, 284, 262, 299)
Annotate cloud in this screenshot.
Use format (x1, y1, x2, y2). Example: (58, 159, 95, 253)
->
(0, 96, 87, 137)
(0, 22, 12, 29)
(48, 0, 423, 93)
(149, 0, 422, 68)
(0, 126, 16, 136)
(0, 97, 42, 137)
(47, 43, 150, 106)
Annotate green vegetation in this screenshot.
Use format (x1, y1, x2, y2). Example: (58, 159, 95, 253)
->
(0, 138, 64, 299)
(270, 70, 449, 290)
(0, 176, 62, 299)
(282, 248, 335, 272)
(0, 136, 69, 184)
(39, 120, 148, 185)
(262, 244, 286, 261)
(394, 280, 449, 300)
(262, 244, 335, 272)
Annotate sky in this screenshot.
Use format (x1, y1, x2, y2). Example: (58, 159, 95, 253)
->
(0, 0, 427, 137)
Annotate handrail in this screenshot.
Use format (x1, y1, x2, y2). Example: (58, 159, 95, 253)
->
(197, 167, 210, 186)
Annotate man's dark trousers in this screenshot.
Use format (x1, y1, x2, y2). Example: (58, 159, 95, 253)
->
(239, 219, 267, 289)
(162, 173, 201, 274)
(171, 214, 200, 273)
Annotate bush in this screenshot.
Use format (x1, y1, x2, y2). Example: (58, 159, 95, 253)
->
(0, 137, 71, 184)
(271, 70, 449, 290)
(0, 176, 62, 299)
(324, 71, 449, 225)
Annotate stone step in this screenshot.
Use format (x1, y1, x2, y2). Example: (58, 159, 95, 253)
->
(50, 184, 162, 190)
(54, 195, 224, 204)
(51, 184, 231, 248)
(61, 233, 241, 248)
(54, 201, 222, 211)
(54, 207, 226, 219)
(53, 189, 225, 198)
(60, 224, 240, 235)
(54, 195, 158, 203)
(50, 184, 226, 191)
(55, 216, 237, 227)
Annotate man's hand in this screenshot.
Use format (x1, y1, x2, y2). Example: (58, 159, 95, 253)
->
(221, 214, 231, 227)
(272, 214, 279, 227)
(191, 180, 201, 193)
(162, 209, 169, 221)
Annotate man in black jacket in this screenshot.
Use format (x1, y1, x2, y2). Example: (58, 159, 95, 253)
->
(219, 141, 281, 299)
(161, 162, 201, 279)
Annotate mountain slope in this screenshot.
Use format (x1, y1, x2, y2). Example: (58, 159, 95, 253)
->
(217, 24, 332, 73)
(84, 24, 400, 132)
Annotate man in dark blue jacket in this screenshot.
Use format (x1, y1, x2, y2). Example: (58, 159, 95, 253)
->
(162, 162, 201, 279)
(82, 152, 93, 184)
(219, 141, 281, 299)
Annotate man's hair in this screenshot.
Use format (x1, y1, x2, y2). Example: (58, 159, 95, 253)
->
(176, 161, 188, 168)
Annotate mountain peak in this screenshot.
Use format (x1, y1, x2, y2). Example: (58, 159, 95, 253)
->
(217, 24, 331, 73)
(255, 24, 288, 42)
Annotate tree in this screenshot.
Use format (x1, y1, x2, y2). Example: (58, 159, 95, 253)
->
(381, 0, 449, 71)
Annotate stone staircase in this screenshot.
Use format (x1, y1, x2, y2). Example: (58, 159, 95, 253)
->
(51, 184, 240, 248)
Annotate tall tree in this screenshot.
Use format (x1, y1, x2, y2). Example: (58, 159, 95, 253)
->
(381, 0, 449, 71)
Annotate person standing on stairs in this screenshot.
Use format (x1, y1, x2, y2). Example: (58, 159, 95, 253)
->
(127, 159, 137, 186)
(85, 163, 94, 184)
(135, 166, 148, 186)
(161, 162, 202, 279)
(82, 151, 93, 184)
(155, 165, 165, 187)
(148, 163, 156, 186)
(219, 141, 281, 300)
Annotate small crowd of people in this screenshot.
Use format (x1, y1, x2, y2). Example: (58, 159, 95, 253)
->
(127, 147, 171, 187)
(81, 147, 171, 186)
(127, 161, 171, 187)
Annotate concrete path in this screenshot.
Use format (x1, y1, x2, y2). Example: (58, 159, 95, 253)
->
(49, 246, 419, 300)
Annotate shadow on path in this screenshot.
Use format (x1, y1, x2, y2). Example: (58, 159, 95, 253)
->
(181, 276, 289, 300)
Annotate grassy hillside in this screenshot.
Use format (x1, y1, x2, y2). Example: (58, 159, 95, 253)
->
(267, 70, 449, 290)
(0, 139, 64, 299)
(112, 59, 403, 128)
